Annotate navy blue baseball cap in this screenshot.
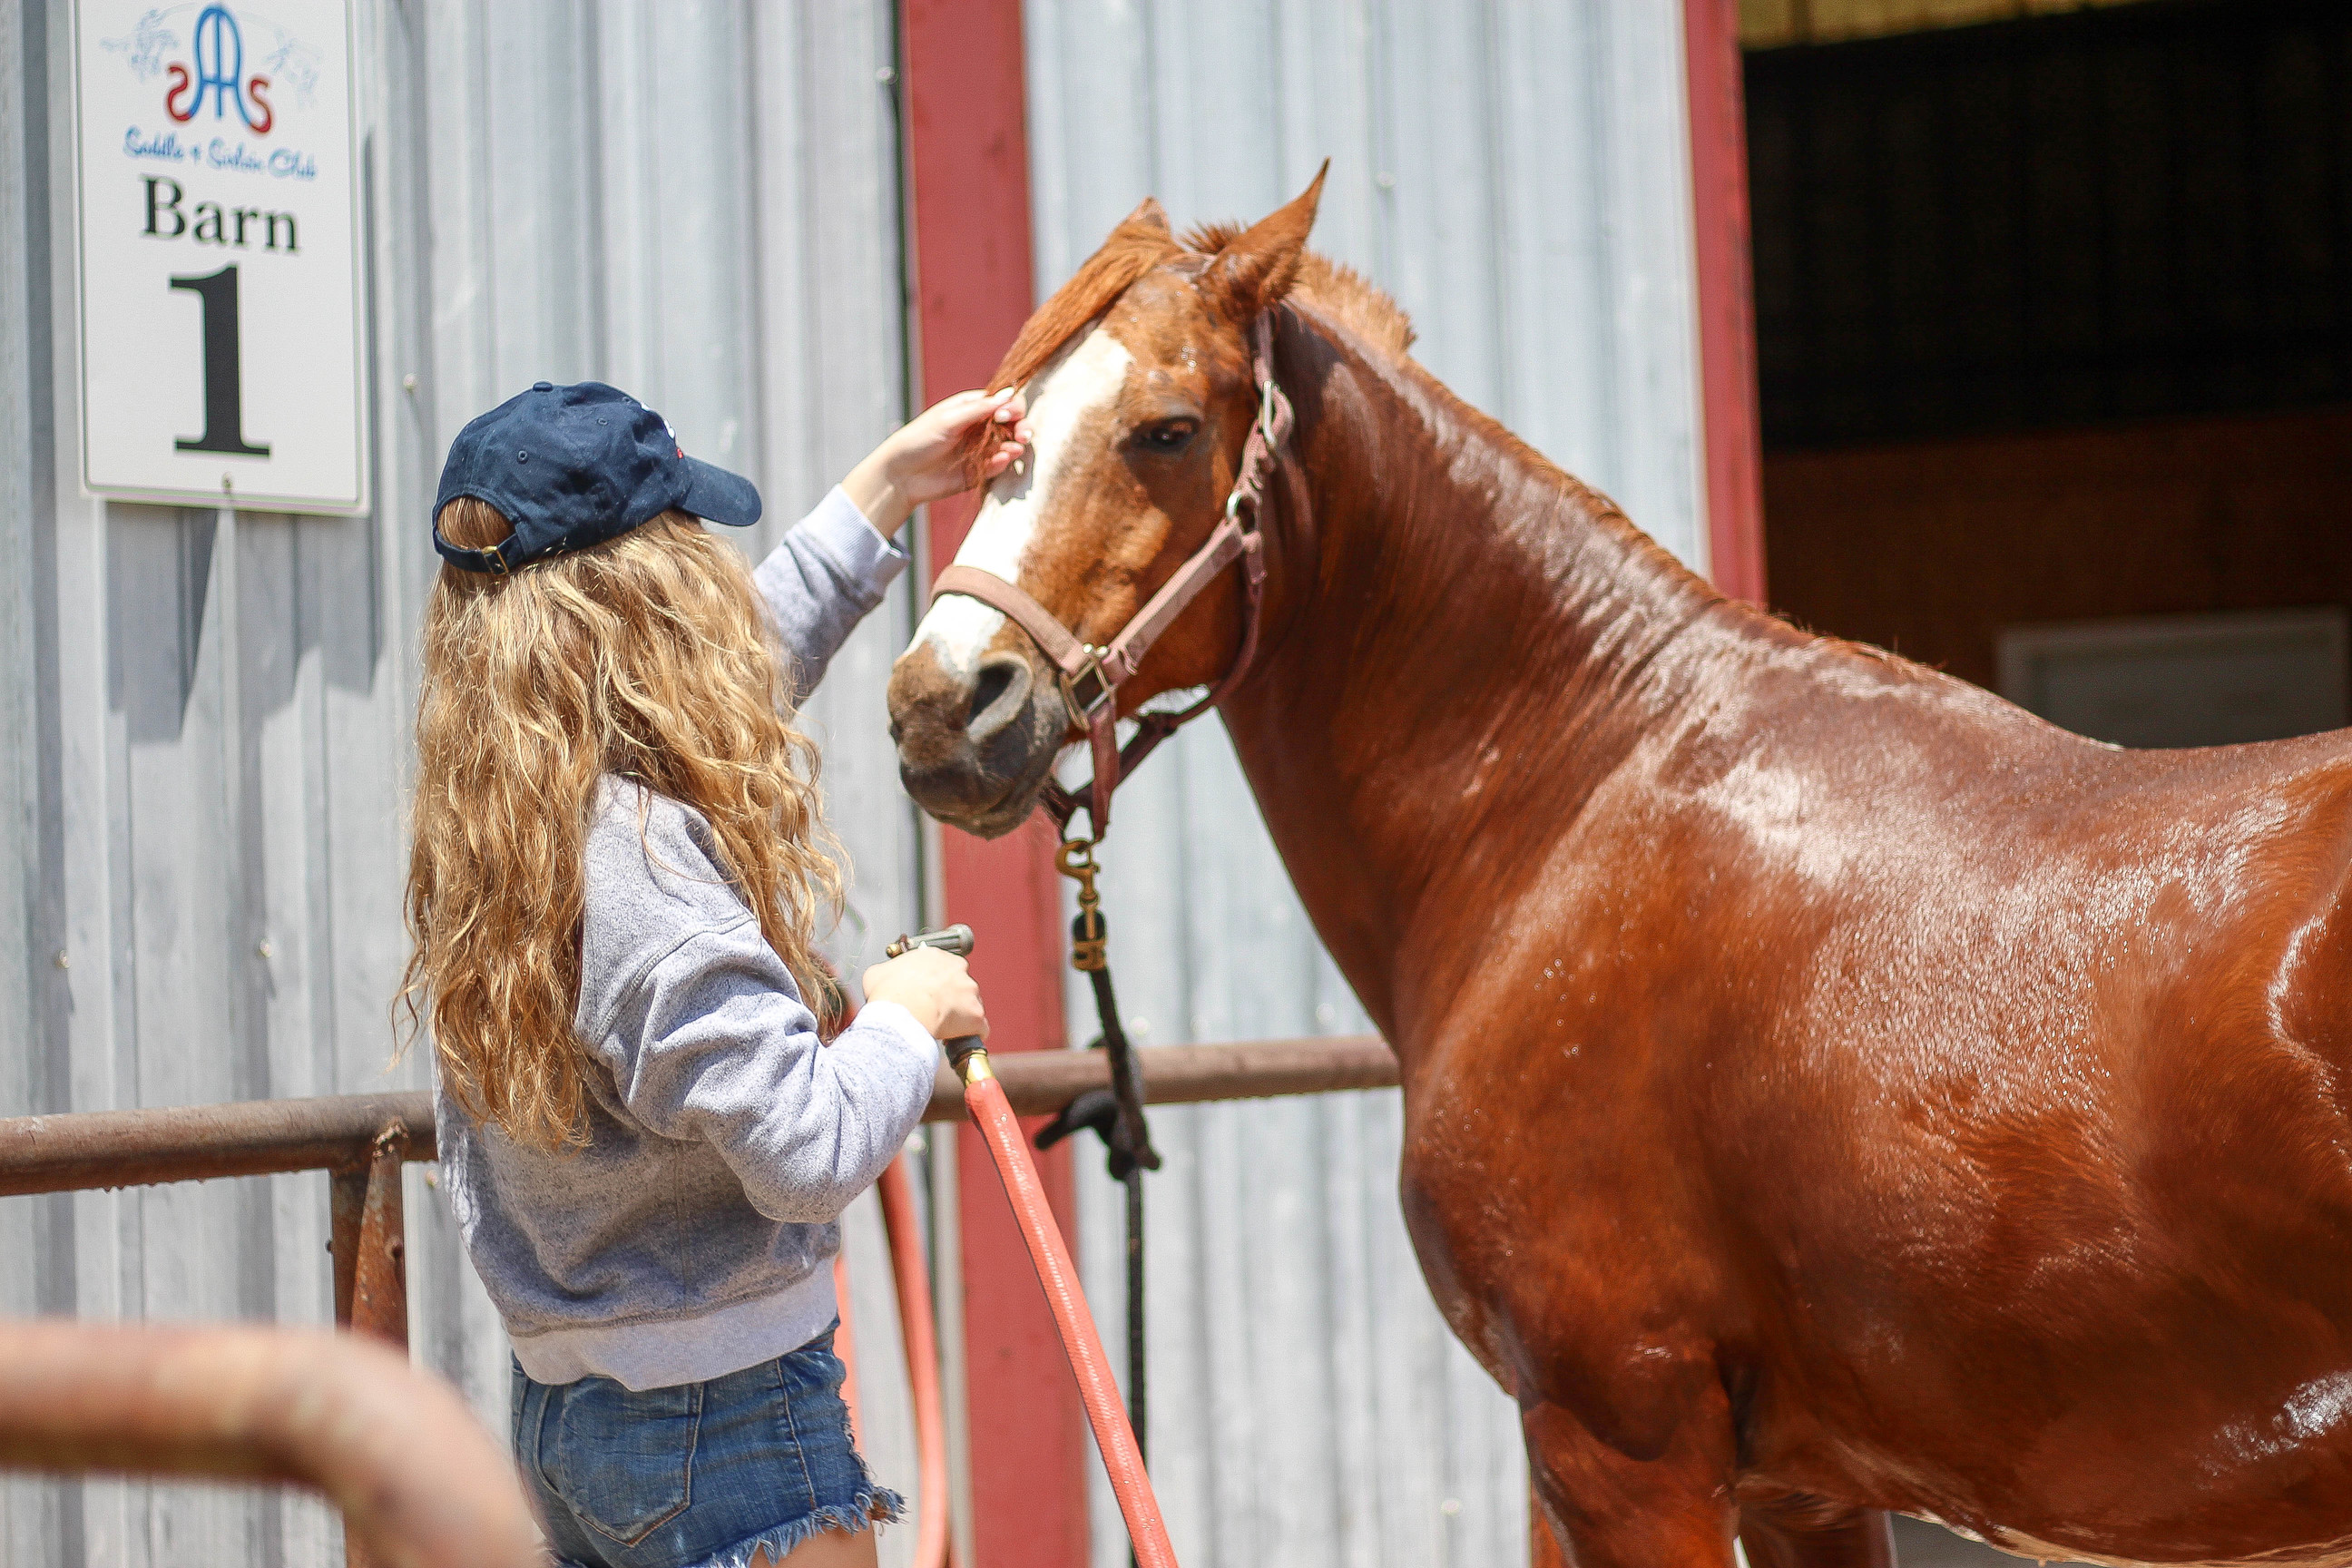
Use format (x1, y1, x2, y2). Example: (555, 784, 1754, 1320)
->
(432, 381, 762, 573)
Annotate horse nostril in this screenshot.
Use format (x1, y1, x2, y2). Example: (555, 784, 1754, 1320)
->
(971, 662, 1013, 721)
(966, 652, 1034, 744)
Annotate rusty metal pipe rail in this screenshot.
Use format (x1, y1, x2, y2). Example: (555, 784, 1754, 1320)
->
(0, 1092, 439, 1565)
(920, 1033, 1395, 1121)
(0, 1037, 1396, 1197)
(0, 1090, 437, 1196)
(0, 1034, 1397, 1351)
(0, 1089, 427, 1350)
(0, 1036, 1393, 1565)
(0, 1320, 541, 1568)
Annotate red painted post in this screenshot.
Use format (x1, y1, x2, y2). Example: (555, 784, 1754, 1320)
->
(1684, 0, 1769, 604)
(898, 5, 1093, 1568)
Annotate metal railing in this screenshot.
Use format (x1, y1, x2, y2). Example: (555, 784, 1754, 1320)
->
(0, 1033, 1392, 1170)
(0, 1089, 434, 1344)
(0, 1035, 1397, 1566)
(0, 1319, 541, 1568)
(916, 1033, 1394, 1119)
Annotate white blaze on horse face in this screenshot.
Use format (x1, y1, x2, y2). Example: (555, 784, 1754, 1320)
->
(911, 327, 1134, 681)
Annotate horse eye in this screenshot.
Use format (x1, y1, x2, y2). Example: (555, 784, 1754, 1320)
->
(1133, 418, 1198, 454)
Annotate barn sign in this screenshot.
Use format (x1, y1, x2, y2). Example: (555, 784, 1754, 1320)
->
(71, 0, 367, 513)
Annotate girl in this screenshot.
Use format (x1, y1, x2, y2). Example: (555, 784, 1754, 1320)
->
(403, 377, 1029, 1568)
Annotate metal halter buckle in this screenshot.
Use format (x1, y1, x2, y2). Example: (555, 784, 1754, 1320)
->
(1062, 646, 1116, 720)
(1225, 377, 1283, 521)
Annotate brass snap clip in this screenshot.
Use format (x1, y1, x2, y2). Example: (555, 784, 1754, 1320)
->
(1055, 837, 1108, 973)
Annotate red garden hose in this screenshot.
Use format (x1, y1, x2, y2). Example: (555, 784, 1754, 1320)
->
(952, 1042, 1178, 1568)
(888, 922, 1177, 1566)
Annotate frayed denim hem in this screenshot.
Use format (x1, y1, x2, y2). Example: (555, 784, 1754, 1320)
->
(683, 1486, 907, 1568)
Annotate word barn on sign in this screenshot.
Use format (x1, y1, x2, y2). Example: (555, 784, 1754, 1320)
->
(72, 0, 366, 512)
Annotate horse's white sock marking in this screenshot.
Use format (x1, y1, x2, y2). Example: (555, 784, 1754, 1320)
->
(911, 327, 1133, 681)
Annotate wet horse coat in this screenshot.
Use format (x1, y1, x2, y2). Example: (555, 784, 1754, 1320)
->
(886, 178, 2352, 1567)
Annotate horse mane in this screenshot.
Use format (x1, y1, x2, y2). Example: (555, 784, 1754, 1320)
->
(959, 202, 1926, 696)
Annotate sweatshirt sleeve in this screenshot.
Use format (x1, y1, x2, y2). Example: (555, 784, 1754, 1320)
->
(591, 916, 942, 1225)
(752, 486, 909, 705)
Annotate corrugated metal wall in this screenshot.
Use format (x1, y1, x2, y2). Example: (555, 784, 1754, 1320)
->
(3, 1, 1710, 1563)
(0, 2, 926, 1563)
(1019, 5, 1708, 1565)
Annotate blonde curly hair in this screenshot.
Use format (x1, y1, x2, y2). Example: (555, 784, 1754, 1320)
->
(400, 497, 844, 1151)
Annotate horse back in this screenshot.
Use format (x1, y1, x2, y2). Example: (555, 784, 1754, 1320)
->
(1677, 681, 2352, 1298)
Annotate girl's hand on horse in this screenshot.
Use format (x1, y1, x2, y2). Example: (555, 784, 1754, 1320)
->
(842, 387, 1033, 537)
(860, 946, 989, 1042)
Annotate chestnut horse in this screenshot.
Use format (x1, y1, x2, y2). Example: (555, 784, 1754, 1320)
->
(885, 175, 2352, 1568)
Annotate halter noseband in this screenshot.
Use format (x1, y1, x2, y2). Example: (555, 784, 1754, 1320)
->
(929, 310, 1294, 837)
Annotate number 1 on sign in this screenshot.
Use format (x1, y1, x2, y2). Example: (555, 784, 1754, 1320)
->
(170, 264, 270, 457)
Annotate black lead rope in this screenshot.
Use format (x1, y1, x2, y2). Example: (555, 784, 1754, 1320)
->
(1035, 838, 1160, 1485)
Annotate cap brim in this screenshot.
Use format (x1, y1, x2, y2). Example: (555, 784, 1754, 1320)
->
(678, 457, 763, 528)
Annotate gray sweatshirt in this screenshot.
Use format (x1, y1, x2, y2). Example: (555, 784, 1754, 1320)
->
(435, 487, 939, 1391)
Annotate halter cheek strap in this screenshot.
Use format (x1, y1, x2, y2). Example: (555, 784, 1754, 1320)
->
(930, 310, 1295, 836)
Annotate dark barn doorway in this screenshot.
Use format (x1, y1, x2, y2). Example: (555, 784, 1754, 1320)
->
(1748, 0, 2352, 750)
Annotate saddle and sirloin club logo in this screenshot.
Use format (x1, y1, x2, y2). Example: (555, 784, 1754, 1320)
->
(73, 1, 367, 512)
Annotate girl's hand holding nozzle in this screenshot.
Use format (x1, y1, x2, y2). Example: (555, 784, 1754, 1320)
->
(862, 946, 987, 1043)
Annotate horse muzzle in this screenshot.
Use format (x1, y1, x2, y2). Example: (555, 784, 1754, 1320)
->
(887, 642, 1069, 838)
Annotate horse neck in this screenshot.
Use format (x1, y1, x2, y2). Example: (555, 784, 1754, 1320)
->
(1219, 309, 1737, 1043)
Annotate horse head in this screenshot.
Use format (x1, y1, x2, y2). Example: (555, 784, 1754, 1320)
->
(887, 169, 1328, 838)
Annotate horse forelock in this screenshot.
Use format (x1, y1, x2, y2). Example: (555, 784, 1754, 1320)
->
(948, 221, 1183, 482)
(989, 224, 1185, 395)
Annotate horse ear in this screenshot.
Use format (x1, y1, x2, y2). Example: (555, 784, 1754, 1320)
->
(1205, 161, 1328, 317)
(1119, 197, 1171, 238)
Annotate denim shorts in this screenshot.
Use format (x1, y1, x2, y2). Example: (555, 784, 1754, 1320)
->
(511, 1327, 903, 1568)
